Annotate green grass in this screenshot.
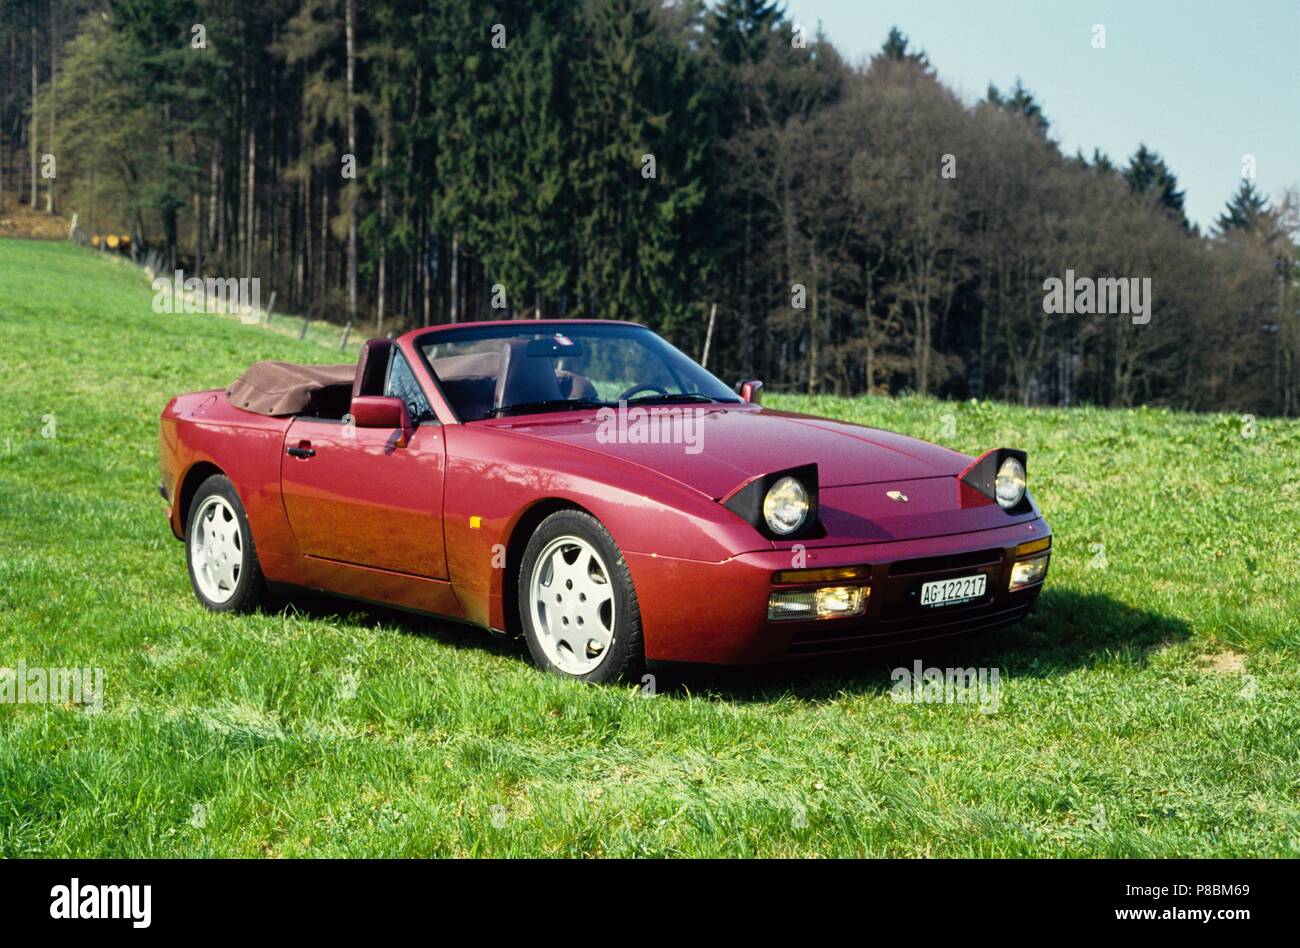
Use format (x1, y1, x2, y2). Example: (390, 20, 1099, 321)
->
(1, 238, 1298, 857)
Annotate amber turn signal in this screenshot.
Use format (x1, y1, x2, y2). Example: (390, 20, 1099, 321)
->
(1014, 537, 1051, 557)
(773, 565, 871, 585)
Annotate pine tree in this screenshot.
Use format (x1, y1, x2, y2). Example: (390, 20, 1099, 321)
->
(107, 0, 209, 268)
(476, 0, 579, 316)
(986, 79, 1048, 137)
(1123, 143, 1188, 227)
(279, 0, 374, 313)
(1216, 179, 1269, 234)
(709, 0, 783, 64)
(1089, 147, 1116, 175)
(879, 25, 931, 71)
(572, 0, 710, 324)
(43, 13, 154, 240)
(705, 0, 788, 373)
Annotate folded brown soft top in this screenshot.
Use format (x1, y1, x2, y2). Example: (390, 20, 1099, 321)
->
(225, 361, 355, 416)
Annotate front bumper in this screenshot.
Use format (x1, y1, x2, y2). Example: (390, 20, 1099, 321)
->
(626, 518, 1051, 664)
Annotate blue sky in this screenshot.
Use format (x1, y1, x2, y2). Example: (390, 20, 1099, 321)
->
(783, 0, 1300, 230)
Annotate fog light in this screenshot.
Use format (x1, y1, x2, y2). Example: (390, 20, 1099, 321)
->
(768, 585, 867, 621)
(1009, 556, 1049, 591)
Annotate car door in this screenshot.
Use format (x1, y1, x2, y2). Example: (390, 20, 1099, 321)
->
(280, 349, 448, 579)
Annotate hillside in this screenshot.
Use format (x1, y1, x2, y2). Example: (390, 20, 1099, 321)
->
(0, 239, 1297, 857)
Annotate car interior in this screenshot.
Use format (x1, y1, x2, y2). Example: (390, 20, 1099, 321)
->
(429, 341, 599, 421)
(289, 342, 388, 421)
(291, 336, 601, 424)
(280, 339, 394, 421)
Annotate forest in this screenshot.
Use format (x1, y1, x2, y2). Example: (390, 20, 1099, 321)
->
(2, 0, 1297, 415)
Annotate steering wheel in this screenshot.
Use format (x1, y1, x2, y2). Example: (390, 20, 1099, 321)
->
(618, 383, 670, 401)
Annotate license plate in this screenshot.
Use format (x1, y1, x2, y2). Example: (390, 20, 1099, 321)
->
(919, 573, 987, 608)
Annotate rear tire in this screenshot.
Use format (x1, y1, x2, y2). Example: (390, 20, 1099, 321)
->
(517, 510, 645, 684)
(185, 474, 268, 613)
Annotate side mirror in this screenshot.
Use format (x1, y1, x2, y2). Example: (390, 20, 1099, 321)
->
(349, 395, 413, 446)
(737, 379, 764, 404)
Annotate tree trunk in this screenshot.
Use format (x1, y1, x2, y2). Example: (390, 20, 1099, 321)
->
(245, 124, 256, 276)
(808, 253, 820, 394)
(268, 103, 279, 287)
(215, 154, 226, 259)
(45, 1, 56, 214)
(319, 175, 328, 306)
(303, 172, 313, 307)
(377, 131, 388, 333)
(421, 211, 432, 326)
(194, 189, 203, 278)
(163, 103, 177, 271)
(863, 259, 877, 394)
(344, 0, 358, 325)
(208, 153, 219, 253)
(450, 233, 460, 323)
(293, 178, 304, 305)
(30, 17, 38, 209)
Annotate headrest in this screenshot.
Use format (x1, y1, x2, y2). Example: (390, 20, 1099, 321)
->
(493, 339, 562, 411)
(353, 339, 394, 399)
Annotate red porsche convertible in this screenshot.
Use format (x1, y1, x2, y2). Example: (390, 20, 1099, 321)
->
(159, 320, 1051, 681)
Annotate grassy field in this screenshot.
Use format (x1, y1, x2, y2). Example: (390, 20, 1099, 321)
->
(1, 238, 1297, 857)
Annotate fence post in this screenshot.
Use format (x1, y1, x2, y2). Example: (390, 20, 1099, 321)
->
(264, 291, 277, 326)
(299, 315, 310, 340)
(339, 321, 352, 351)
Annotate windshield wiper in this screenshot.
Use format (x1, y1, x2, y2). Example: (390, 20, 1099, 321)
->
(485, 398, 611, 418)
(624, 392, 723, 405)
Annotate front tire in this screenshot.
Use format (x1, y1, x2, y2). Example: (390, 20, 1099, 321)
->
(518, 510, 645, 683)
(186, 474, 268, 613)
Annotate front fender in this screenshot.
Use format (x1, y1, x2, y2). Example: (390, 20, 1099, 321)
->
(442, 425, 766, 629)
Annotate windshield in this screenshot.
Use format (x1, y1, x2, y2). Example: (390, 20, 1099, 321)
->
(417, 323, 741, 421)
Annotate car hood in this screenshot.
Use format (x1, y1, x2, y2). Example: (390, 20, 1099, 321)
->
(494, 405, 972, 499)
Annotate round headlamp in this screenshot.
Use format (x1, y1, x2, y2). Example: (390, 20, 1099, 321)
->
(995, 457, 1027, 509)
(763, 476, 810, 535)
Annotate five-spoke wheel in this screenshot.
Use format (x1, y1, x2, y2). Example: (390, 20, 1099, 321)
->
(185, 474, 267, 612)
(528, 535, 617, 675)
(519, 510, 644, 682)
(190, 495, 243, 603)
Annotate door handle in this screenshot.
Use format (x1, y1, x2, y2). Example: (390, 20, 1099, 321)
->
(287, 443, 316, 459)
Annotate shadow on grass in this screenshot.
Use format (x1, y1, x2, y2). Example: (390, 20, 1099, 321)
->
(265, 588, 524, 661)
(263, 585, 1189, 703)
(650, 587, 1191, 702)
